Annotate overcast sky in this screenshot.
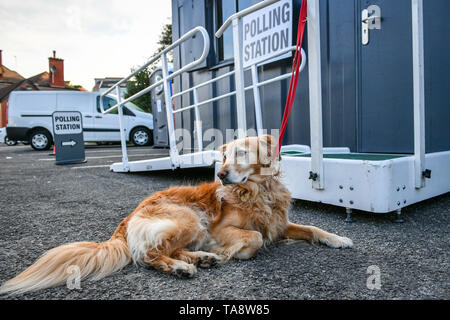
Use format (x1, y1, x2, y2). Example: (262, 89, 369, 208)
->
(0, 0, 172, 90)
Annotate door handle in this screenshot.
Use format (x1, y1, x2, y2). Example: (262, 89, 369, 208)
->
(84, 115, 93, 118)
(362, 15, 381, 24)
(95, 116, 103, 118)
(362, 5, 382, 46)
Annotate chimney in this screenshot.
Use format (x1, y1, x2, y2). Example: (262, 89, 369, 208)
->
(48, 50, 65, 87)
(0, 50, 3, 80)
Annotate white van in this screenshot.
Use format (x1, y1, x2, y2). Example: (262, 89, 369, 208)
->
(6, 91, 154, 150)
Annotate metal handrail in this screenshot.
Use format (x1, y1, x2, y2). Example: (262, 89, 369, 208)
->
(172, 47, 306, 114)
(215, 0, 279, 38)
(171, 45, 304, 100)
(100, 26, 210, 114)
(97, 26, 210, 172)
(173, 91, 237, 114)
(171, 70, 236, 100)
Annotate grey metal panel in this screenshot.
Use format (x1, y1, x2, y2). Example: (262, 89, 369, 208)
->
(358, 0, 449, 153)
(214, 67, 236, 143)
(150, 69, 169, 147)
(324, 0, 357, 151)
(244, 69, 256, 134)
(172, 0, 183, 150)
(423, 0, 450, 153)
(259, 61, 295, 143)
(358, 0, 414, 153)
(176, 0, 211, 70)
(173, 0, 182, 70)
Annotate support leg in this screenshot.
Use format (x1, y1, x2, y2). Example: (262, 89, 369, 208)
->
(394, 209, 404, 223)
(345, 208, 353, 223)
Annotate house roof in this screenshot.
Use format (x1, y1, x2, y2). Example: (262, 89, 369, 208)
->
(27, 71, 85, 91)
(0, 65, 25, 81)
(0, 65, 26, 90)
(27, 71, 47, 84)
(0, 79, 38, 102)
(0, 71, 86, 102)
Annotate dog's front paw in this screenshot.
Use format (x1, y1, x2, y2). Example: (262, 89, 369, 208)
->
(197, 253, 223, 268)
(171, 262, 197, 278)
(335, 236, 353, 248)
(321, 235, 353, 249)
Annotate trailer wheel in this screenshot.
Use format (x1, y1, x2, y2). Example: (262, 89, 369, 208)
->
(30, 129, 52, 151)
(130, 127, 153, 146)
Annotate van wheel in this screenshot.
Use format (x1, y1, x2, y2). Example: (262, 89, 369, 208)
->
(131, 127, 153, 146)
(5, 137, 17, 146)
(30, 129, 52, 151)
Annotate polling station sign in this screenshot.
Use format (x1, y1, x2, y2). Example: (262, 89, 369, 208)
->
(53, 112, 83, 135)
(52, 111, 86, 165)
(243, 0, 292, 68)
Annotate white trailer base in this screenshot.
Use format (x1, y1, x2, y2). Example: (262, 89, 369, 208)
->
(214, 150, 450, 215)
(110, 150, 221, 172)
(109, 145, 311, 173)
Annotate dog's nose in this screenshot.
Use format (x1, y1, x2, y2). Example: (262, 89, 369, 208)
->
(217, 170, 229, 180)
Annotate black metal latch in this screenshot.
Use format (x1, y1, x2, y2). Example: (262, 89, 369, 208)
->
(422, 169, 432, 179)
(309, 171, 319, 181)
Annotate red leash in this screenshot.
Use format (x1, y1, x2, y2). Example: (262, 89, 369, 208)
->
(276, 0, 308, 156)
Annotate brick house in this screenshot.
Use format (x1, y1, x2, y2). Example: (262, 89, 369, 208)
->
(0, 50, 85, 127)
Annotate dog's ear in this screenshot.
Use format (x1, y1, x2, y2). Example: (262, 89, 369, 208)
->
(258, 135, 276, 165)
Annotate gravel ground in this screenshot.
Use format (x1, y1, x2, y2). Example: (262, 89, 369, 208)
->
(0, 144, 448, 300)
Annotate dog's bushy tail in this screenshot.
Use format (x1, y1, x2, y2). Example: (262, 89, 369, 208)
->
(0, 237, 130, 295)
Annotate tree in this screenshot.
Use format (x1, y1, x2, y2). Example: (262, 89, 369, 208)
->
(155, 24, 173, 61)
(66, 82, 86, 91)
(124, 23, 172, 113)
(123, 67, 151, 112)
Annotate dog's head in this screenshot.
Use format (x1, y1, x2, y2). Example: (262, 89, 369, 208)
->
(216, 135, 281, 185)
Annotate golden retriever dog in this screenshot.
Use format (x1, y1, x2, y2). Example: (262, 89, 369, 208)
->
(0, 135, 352, 295)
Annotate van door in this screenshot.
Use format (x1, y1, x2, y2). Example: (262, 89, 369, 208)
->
(95, 96, 122, 141)
(56, 93, 95, 141)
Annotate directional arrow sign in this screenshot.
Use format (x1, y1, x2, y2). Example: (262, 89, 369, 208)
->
(52, 111, 85, 165)
(62, 140, 77, 147)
